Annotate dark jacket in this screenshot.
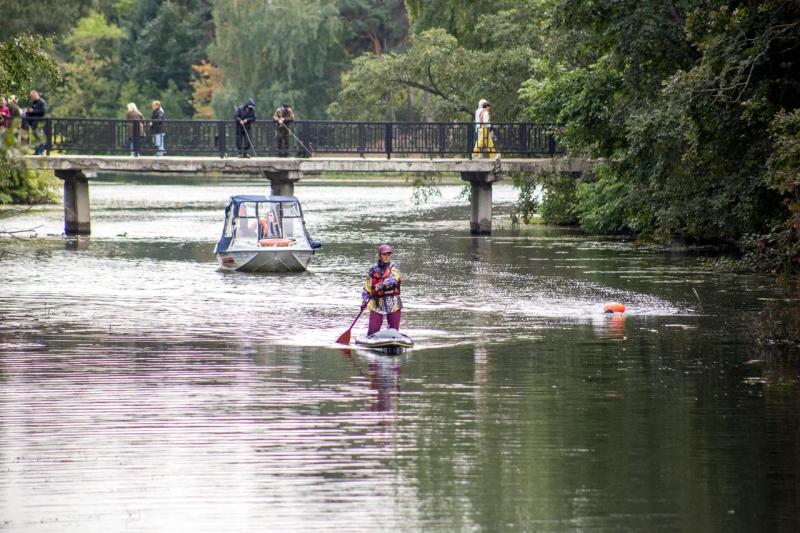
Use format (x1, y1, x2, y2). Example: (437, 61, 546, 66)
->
(27, 97, 47, 128)
(235, 98, 256, 127)
(150, 106, 165, 134)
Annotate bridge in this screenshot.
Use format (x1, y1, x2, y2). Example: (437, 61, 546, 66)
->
(23, 118, 589, 236)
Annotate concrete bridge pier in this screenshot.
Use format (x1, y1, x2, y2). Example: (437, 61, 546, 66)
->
(56, 169, 96, 235)
(461, 172, 500, 235)
(265, 170, 302, 197)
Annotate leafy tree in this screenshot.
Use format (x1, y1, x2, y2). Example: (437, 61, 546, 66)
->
(52, 10, 126, 117)
(332, 2, 547, 121)
(209, 0, 346, 119)
(121, 0, 213, 117)
(190, 61, 223, 118)
(521, 0, 800, 270)
(329, 29, 486, 121)
(0, 35, 61, 204)
(340, 0, 409, 57)
(0, 35, 63, 96)
(0, 0, 93, 42)
(404, 0, 496, 47)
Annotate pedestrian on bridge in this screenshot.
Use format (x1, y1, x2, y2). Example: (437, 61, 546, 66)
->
(272, 102, 294, 157)
(472, 99, 498, 160)
(149, 100, 166, 156)
(26, 90, 47, 155)
(126, 103, 145, 157)
(234, 98, 257, 158)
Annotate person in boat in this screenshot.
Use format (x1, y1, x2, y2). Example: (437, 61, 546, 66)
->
(259, 210, 282, 238)
(361, 244, 402, 336)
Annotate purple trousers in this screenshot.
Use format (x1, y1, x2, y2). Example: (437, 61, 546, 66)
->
(368, 310, 401, 336)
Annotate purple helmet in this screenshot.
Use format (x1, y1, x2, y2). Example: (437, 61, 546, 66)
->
(377, 244, 394, 255)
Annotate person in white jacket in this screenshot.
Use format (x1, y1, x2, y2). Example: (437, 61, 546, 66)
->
(472, 100, 498, 159)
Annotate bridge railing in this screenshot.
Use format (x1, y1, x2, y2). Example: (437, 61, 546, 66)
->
(41, 117, 564, 158)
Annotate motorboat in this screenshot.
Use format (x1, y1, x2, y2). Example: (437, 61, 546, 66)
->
(354, 328, 414, 355)
(214, 195, 321, 272)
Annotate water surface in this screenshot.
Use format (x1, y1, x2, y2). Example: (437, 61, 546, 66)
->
(1, 175, 798, 532)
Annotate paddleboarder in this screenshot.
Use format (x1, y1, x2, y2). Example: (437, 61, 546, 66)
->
(362, 244, 403, 336)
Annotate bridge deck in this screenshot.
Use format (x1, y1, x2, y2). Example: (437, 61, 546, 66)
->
(24, 154, 587, 176)
(27, 154, 592, 237)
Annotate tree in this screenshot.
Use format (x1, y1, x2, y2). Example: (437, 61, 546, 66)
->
(329, 29, 486, 121)
(340, 0, 409, 57)
(52, 10, 126, 117)
(0, 35, 61, 204)
(332, 1, 547, 121)
(121, 0, 213, 117)
(520, 0, 800, 272)
(209, 0, 347, 119)
(404, 0, 495, 48)
(0, 34, 63, 97)
(0, 0, 92, 42)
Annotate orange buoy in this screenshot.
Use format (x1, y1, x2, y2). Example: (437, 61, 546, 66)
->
(603, 302, 626, 314)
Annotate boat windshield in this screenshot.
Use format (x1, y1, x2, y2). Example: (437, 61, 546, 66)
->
(232, 201, 307, 243)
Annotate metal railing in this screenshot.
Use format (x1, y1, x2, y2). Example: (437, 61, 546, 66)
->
(40, 117, 564, 158)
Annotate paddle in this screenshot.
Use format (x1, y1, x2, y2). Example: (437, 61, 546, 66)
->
(336, 305, 366, 345)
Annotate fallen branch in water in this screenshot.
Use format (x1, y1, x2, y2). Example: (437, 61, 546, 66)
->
(0, 225, 43, 238)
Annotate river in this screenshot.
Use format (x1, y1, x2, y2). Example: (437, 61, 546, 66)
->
(1, 174, 798, 532)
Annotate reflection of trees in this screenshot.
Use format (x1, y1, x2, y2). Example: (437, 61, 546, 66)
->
(400, 326, 800, 531)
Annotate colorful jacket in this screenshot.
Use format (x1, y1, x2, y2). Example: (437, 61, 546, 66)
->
(362, 261, 402, 314)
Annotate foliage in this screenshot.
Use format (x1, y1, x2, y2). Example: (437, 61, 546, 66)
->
(340, 0, 408, 56)
(0, 34, 63, 96)
(0, 126, 58, 204)
(0, 34, 61, 205)
(742, 109, 800, 275)
(329, 29, 486, 121)
(209, 0, 346, 119)
(53, 11, 126, 117)
(509, 172, 540, 225)
(519, 0, 800, 274)
(332, 2, 546, 121)
(539, 173, 579, 226)
(121, 0, 213, 117)
(0, 0, 92, 43)
(404, 0, 497, 48)
(410, 174, 443, 204)
(190, 61, 223, 118)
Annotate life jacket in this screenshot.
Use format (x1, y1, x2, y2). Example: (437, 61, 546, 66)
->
(370, 264, 401, 297)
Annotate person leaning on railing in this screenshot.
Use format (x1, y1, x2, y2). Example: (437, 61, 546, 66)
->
(272, 102, 294, 157)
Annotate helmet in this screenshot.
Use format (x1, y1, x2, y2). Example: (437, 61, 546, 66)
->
(377, 244, 393, 255)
